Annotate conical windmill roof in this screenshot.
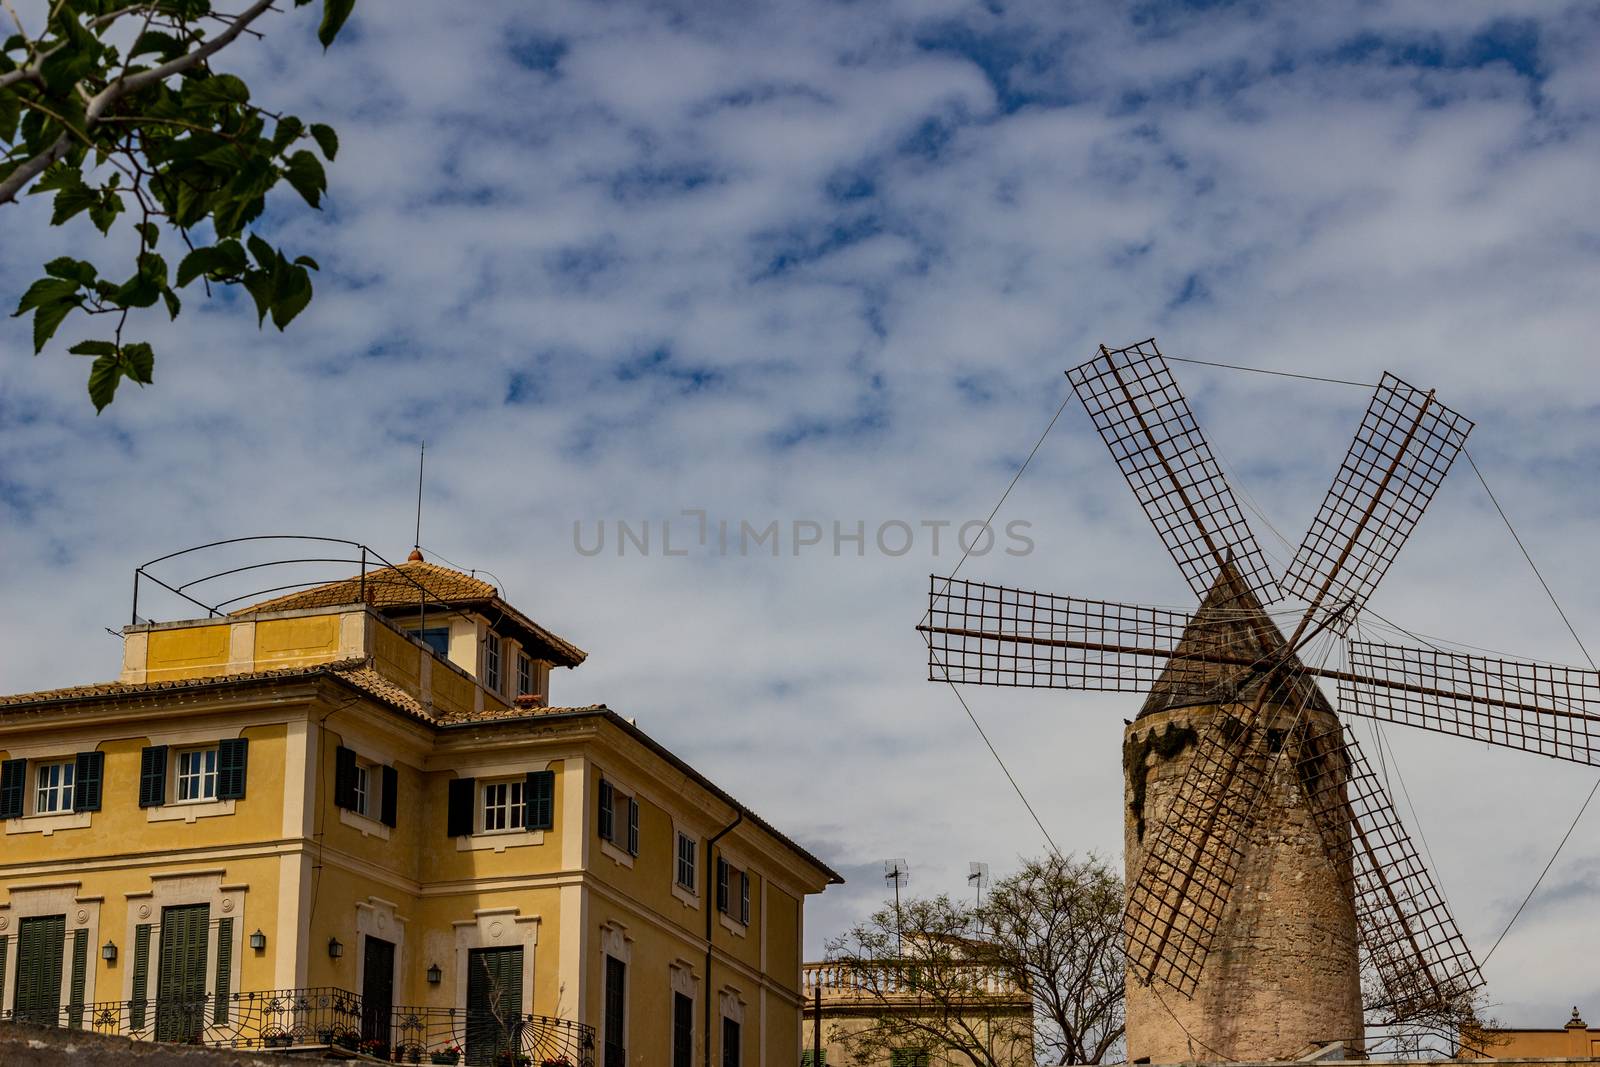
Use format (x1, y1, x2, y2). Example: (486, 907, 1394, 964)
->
(1138, 564, 1334, 718)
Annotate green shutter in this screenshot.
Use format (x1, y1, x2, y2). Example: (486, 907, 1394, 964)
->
(0, 758, 26, 819)
(447, 776, 476, 837)
(214, 918, 233, 1024)
(525, 770, 554, 830)
(15, 915, 66, 1027)
(73, 751, 104, 812)
(217, 738, 249, 800)
(334, 745, 357, 809)
(626, 797, 639, 855)
(130, 923, 152, 1030)
(138, 746, 167, 808)
(68, 928, 88, 1028)
(0, 934, 8, 1010)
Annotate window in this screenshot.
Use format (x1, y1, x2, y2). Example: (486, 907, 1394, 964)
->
(34, 761, 75, 814)
(351, 764, 371, 817)
(672, 991, 693, 1067)
(176, 748, 218, 801)
(599, 780, 640, 856)
(482, 779, 525, 832)
(517, 651, 534, 697)
(716, 858, 751, 925)
(603, 955, 626, 1067)
(598, 780, 614, 841)
(676, 832, 697, 890)
(409, 625, 450, 657)
(721, 1017, 741, 1067)
(890, 1051, 930, 1067)
(483, 632, 502, 694)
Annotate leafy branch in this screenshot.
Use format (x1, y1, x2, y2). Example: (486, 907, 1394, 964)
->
(2, 0, 357, 410)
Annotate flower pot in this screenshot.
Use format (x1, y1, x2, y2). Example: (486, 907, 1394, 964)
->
(429, 1054, 460, 1066)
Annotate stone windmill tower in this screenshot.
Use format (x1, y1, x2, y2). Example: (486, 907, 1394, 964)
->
(920, 340, 1600, 1061)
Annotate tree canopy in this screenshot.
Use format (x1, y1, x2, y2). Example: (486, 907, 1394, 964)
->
(2, 0, 357, 410)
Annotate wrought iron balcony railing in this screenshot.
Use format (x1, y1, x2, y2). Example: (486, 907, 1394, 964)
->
(0, 986, 595, 1066)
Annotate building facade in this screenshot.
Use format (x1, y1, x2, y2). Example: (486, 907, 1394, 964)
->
(0, 556, 839, 1064)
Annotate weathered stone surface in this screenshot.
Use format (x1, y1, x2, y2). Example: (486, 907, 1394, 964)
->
(1124, 703, 1364, 1064)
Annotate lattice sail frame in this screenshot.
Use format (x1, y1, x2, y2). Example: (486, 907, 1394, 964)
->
(1067, 340, 1281, 607)
(1296, 724, 1482, 1020)
(1344, 642, 1600, 767)
(1283, 373, 1473, 626)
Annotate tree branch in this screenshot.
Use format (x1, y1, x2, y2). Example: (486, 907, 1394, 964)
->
(100, 0, 277, 103)
(0, 131, 69, 203)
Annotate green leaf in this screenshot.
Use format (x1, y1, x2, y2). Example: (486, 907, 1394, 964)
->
(67, 340, 118, 357)
(50, 184, 100, 226)
(33, 164, 87, 196)
(214, 239, 248, 275)
(242, 270, 274, 325)
(176, 247, 218, 287)
(293, 255, 320, 270)
(269, 265, 313, 330)
(283, 150, 326, 208)
(129, 31, 185, 61)
(309, 123, 339, 160)
(136, 222, 160, 248)
(271, 115, 304, 154)
(161, 288, 181, 319)
(87, 188, 124, 234)
(246, 233, 275, 269)
(33, 298, 77, 353)
(122, 342, 155, 384)
(319, 0, 357, 48)
(0, 89, 20, 144)
(43, 257, 96, 285)
(14, 276, 79, 314)
(187, 73, 251, 106)
(86, 353, 122, 412)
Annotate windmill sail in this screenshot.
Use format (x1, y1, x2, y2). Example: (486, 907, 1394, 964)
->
(1068, 339, 1281, 607)
(1342, 641, 1600, 767)
(1282, 374, 1472, 626)
(1296, 724, 1482, 1020)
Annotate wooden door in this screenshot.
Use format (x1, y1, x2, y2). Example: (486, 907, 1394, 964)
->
(155, 903, 209, 1042)
(465, 947, 523, 1065)
(361, 936, 395, 1050)
(12, 914, 65, 1027)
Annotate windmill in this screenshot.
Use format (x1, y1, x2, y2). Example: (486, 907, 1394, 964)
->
(918, 340, 1596, 1060)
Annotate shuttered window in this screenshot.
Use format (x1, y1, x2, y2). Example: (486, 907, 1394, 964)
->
(739, 871, 750, 925)
(214, 918, 234, 1024)
(447, 777, 476, 837)
(68, 928, 88, 1029)
(334, 745, 359, 810)
(175, 747, 218, 801)
(525, 770, 554, 831)
(34, 760, 74, 814)
(138, 746, 167, 808)
(483, 633, 502, 694)
(130, 923, 152, 1029)
(14, 914, 66, 1027)
(626, 797, 640, 856)
(73, 751, 104, 812)
(722, 1017, 741, 1067)
(672, 991, 693, 1067)
(217, 738, 249, 800)
(716, 858, 729, 914)
(0, 757, 28, 818)
(676, 833, 697, 890)
(0, 933, 8, 1009)
(598, 780, 614, 842)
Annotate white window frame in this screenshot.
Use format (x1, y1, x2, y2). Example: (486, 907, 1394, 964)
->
(33, 760, 75, 815)
(174, 746, 219, 803)
(480, 777, 526, 834)
(676, 832, 697, 890)
(352, 763, 372, 818)
(483, 632, 502, 695)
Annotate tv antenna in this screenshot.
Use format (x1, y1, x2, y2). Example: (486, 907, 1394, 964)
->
(968, 861, 990, 909)
(883, 859, 909, 956)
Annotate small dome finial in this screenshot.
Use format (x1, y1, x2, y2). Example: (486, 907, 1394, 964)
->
(407, 547, 424, 562)
(1567, 1007, 1585, 1029)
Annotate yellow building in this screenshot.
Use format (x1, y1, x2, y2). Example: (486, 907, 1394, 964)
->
(0, 554, 840, 1065)
(1461, 1007, 1600, 1060)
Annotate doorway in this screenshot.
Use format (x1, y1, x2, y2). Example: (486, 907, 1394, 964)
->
(155, 903, 209, 1042)
(11, 914, 66, 1027)
(466, 946, 523, 1066)
(361, 936, 396, 1051)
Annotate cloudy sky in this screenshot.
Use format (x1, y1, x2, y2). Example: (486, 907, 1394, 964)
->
(5, 0, 1600, 1030)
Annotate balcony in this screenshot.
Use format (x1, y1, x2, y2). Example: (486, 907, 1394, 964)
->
(803, 960, 1030, 1006)
(0, 986, 596, 1066)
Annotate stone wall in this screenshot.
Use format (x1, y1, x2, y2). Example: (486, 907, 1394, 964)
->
(0, 1022, 302, 1066)
(1123, 704, 1364, 1063)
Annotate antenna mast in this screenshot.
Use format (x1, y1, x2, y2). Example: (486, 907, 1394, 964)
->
(883, 859, 909, 957)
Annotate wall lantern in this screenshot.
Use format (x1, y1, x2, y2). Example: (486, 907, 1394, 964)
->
(328, 937, 344, 960)
(426, 963, 443, 986)
(101, 940, 117, 963)
(250, 929, 267, 952)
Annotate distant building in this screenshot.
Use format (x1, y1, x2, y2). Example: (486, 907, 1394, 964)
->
(800, 951, 1033, 1066)
(1461, 1007, 1600, 1060)
(0, 553, 840, 1064)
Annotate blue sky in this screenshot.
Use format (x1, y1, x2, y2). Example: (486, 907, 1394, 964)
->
(5, 0, 1600, 1026)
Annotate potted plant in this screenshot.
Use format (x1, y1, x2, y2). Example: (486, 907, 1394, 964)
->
(360, 1037, 388, 1057)
(317, 1026, 337, 1045)
(430, 1046, 462, 1065)
(263, 1031, 292, 1049)
(541, 1058, 573, 1067)
(334, 1029, 361, 1050)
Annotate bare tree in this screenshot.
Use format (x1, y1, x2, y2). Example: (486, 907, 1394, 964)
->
(824, 853, 1125, 1067)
